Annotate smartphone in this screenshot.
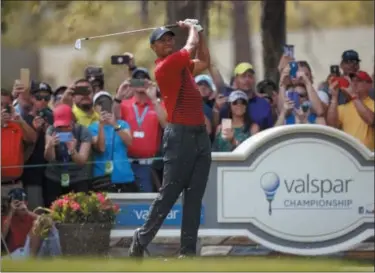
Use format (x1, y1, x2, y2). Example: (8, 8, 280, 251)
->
(56, 132, 73, 143)
(38, 108, 54, 124)
(111, 55, 130, 65)
(289, 61, 298, 79)
(330, 65, 340, 77)
(73, 86, 91, 96)
(301, 101, 311, 113)
(283, 44, 294, 58)
(287, 91, 300, 109)
(221, 118, 232, 130)
(20, 68, 30, 91)
(5, 105, 11, 114)
(130, 79, 145, 87)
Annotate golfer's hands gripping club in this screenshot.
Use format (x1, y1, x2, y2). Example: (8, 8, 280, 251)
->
(178, 19, 203, 33)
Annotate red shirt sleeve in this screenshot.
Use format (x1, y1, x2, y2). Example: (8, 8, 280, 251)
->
(159, 49, 191, 73)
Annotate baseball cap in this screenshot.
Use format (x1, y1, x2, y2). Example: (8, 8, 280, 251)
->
(149, 27, 175, 44)
(30, 81, 52, 95)
(353, 71, 373, 83)
(233, 62, 255, 75)
(132, 67, 151, 80)
(93, 91, 112, 105)
(341, 50, 361, 62)
(8, 188, 27, 202)
(195, 74, 216, 92)
(53, 104, 73, 127)
(228, 90, 248, 103)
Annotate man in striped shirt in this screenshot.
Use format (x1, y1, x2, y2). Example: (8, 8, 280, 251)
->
(129, 19, 211, 258)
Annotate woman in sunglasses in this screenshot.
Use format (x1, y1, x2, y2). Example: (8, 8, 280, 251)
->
(212, 90, 259, 152)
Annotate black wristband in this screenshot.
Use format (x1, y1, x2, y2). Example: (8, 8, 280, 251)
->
(114, 98, 122, 104)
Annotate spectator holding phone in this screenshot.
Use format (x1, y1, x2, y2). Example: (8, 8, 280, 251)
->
(62, 79, 99, 127)
(85, 66, 105, 95)
(89, 92, 137, 193)
(327, 71, 374, 150)
(114, 69, 167, 192)
(1, 89, 36, 195)
(19, 81, 54, 210)
(212, 91, 259, 152)
(44, 104, 92, 206)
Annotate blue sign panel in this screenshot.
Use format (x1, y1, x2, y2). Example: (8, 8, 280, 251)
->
(116, 204, 205, 227)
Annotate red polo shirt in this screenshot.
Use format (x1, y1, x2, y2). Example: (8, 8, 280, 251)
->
(154, 49, 205, 126)
(120, 96, 163, 158)
(1, 213, 35, 252)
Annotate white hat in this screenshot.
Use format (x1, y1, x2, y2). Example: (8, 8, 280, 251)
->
(228, 90, 248, 103)
(93, 91, 112, 104)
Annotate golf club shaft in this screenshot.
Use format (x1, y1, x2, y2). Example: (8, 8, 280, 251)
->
(81, 24, 178, 41)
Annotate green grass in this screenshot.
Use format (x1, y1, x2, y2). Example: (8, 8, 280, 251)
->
(1, 257, 373, 272)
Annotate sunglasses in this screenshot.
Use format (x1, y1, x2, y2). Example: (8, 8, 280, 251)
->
(232, 99, 247, 105)
(34, 94, 51, 101)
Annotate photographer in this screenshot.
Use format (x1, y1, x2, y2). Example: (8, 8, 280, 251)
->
(19, 81, 54, 210)
(89, 92, 137, 192)
(1, 188, 61, 258)
(1, 189, 37, 255)
(62, 79, 99, 127)
(44, 104, 92, 207)
(85, 66, 106, 95)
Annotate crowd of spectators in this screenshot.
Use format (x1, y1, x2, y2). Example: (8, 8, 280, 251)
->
(1, 49, 374, 256)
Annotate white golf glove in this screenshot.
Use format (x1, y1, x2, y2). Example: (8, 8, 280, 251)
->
(183, 18, 204, 33)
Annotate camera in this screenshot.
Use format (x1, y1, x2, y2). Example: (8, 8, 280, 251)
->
(84, 66, 104, 88)
(38, 108, 54, 125)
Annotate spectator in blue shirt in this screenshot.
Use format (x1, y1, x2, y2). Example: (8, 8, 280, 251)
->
(88, 91, 137, 193)
(211, 62, 273, 130)
(195, 74, 217, 137)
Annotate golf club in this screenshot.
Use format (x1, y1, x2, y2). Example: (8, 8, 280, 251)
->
(74, 24, 178, 50)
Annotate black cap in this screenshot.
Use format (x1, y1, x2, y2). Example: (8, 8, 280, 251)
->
(132, 67, 151, 80)
(257, 79, 278, 95)
(149, 27, 175, 44)
(30, 81, 52, 95)
(8, 188, 27, 202)
(342, 50, 361, 62)
(54, 85, 67, 95)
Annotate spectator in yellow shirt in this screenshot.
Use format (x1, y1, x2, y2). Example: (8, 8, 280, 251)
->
(327, 71, 374, 150)
(61, 79, 99, 127)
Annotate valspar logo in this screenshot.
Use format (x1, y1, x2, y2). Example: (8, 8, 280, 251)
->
(260, 172, 353, 215)
(115, 204, 205, 226)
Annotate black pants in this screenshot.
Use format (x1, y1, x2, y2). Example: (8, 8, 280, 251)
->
(138, 124, 211, 255)
(106, 182, 139, 193)
(44, 179, 89, 207)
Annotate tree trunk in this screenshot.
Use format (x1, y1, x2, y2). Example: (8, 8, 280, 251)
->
(166, 1, 209, 51)
(261, 0, 286, 83)
(140, 0, 149, 25)
(232, 1, 252, 66)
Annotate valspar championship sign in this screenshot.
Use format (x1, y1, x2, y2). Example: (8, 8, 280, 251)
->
(217, 125, 374, 255)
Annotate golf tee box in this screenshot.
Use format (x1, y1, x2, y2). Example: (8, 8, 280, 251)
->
(108, 124, 374, 258)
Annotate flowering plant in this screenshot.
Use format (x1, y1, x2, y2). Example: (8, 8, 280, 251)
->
(49, 192, 120, 224)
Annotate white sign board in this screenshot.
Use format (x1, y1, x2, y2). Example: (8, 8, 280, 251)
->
(218, 130, 374, 255)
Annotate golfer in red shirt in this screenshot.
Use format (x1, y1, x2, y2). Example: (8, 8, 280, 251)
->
(129, 19, 211, 258)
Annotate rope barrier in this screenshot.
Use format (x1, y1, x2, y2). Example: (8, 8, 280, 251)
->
(0, 157, 164, 169)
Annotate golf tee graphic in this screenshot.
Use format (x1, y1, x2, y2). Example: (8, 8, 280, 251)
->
(260, 172, 280, 215)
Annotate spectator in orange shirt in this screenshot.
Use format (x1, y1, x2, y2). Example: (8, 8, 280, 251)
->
(1, 88, 36, 196)
(114, 68, 167, 192)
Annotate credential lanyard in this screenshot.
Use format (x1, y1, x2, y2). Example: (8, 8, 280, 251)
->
(133, 104, 149, 129)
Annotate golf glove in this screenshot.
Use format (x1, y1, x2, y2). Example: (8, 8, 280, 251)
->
(183, 19, 204, 32)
